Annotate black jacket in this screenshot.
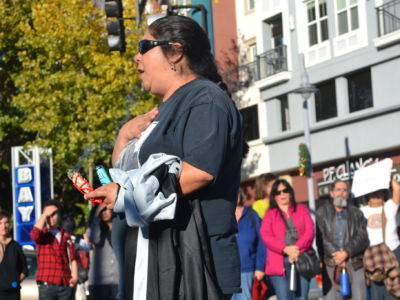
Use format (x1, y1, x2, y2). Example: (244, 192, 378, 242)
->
(316, 202, 369, 270)
(0, 240, 28, 292)
(124, 163, 222, 300)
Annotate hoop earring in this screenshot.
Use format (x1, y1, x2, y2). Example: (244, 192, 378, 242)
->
(170, 64, 176, 71)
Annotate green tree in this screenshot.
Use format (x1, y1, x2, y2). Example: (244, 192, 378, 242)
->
(0, 0, 35, 213)
(1, 0, 158, 228)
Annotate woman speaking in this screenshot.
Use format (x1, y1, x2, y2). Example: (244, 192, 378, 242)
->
(86, 15, 243, 300)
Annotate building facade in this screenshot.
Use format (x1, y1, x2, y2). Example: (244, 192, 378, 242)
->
(227, 0, 400, 203)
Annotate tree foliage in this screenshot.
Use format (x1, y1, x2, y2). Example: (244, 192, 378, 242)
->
(0, 0, 36, 212)
(0, 0, 158, 224)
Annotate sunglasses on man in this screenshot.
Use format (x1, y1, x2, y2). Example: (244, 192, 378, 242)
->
(138, 40, 173, 54)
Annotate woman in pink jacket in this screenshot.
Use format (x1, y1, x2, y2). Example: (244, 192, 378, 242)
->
(260, 179, 314, 300)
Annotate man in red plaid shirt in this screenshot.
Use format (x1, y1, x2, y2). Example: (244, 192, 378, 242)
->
(30, 200, 78, 300)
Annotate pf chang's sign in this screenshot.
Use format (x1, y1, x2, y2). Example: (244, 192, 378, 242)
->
(317, 157, 400, 197)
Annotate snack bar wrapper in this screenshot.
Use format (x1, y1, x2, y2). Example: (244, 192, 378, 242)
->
(67, 169, 103, 206)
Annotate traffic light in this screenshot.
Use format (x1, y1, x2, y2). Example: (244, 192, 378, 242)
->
(104, 0, 126, 53)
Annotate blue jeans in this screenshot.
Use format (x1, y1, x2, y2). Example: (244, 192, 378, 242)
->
(38, 283, 74, 300)
(231, 271, 253, 300)
(269, 257, 310, 300)
(111, 213, 128, 300)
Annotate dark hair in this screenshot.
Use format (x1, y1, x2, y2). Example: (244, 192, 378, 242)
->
(148, 15, 229, 93)
(365, 189, 389, 202)
(61, 216, 75, 234)
(43, 199, 61, 212)
(254, 173, 278, 199)
(269, 179, 297, 212)
(330, 179, 349, 192)
(0, 210, 11, 221)
(237, 188, 246, 207)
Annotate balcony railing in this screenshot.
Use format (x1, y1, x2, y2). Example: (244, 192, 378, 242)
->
(258, 44, 288, 79)
(222, 45, 288, 93)
(377, 0, 400, 36)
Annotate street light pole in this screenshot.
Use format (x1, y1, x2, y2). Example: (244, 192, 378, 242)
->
(302, 96, 316, 218)
(294, 54, 318, 221)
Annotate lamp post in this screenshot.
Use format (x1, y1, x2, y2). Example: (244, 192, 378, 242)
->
(293, 54, 318, 220)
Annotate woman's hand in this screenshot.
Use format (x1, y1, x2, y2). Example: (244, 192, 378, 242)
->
(289, 253, 300, 263)
(118, 107, 158, 142)
(84, 182, 119, 210)
(112, 107, 158, 166)
(283, 245, 299, 257)
(254, 270, 265, 281)
(284, 245, 300, 263)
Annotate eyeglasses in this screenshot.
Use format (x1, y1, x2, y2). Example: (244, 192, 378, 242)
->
(275, 188, 290, 195)
(138, 40, 173, 54)
(334, 188, 348, 192)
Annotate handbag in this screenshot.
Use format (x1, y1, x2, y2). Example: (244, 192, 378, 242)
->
(295, 249, 322, 279)
(364, 242, 390, 282)
(363, 208, 398, 283)
(279, 210, 321, 279)
(251, 278, 268, 300)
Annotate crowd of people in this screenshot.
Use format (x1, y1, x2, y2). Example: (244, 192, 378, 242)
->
(235, 174, 400, 300)
(2, 14, 400, 300)
(3, 173, 400, 300)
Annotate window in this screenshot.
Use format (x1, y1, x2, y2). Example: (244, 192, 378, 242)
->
(245, 0, 255, 12)
(241, 105, 259, 141)
(307, 0, 329, 46)
(265, 15, 284, 48)
(347, 68, 373, 112)
(278, 95, 290, 131)
(336, 0, 359, 35)
(248, 43, 257, 62)
(271, 16, 283, 48)
(315, 80, 337, 121)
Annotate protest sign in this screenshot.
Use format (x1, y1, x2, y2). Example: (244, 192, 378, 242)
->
(351, 158, 393, 197)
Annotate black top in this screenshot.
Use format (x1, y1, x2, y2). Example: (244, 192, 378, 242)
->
(0, 240, 29, 292)
(139, 77, 243, 294)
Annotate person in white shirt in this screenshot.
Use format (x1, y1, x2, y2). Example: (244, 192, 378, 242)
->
(360, 179, 400, 300)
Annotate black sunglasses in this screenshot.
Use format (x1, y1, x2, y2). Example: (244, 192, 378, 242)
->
(138, 40, 173, 54)
(275, 188, 290, 195)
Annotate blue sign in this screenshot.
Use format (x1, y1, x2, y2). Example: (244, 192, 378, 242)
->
(14, 166, 36, 247)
